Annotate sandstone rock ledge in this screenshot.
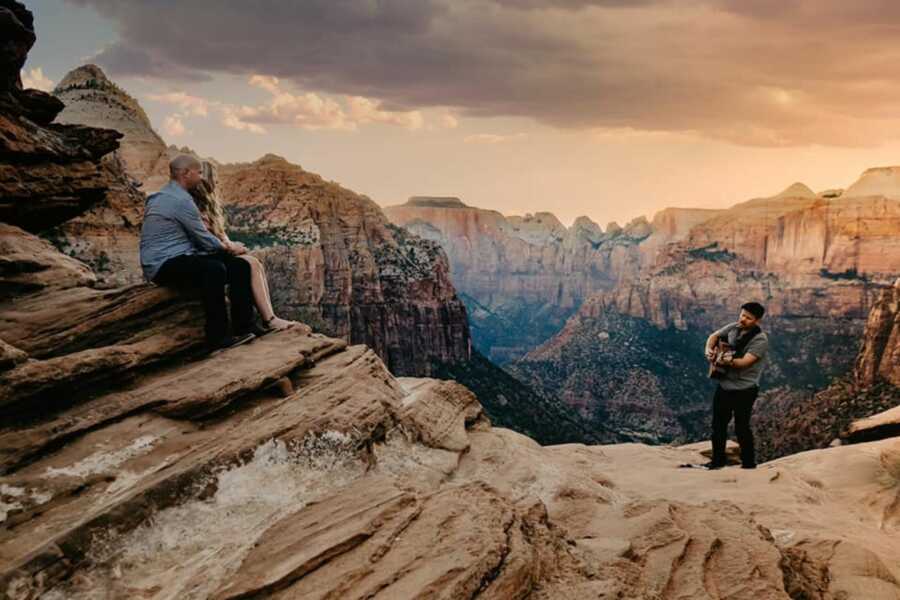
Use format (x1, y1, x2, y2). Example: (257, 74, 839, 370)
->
(1, 317, 899, 598)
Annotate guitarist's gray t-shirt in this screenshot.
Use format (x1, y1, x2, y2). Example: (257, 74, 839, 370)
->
(714, 322, 769, 391)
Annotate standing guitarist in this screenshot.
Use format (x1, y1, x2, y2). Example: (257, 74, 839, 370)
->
(703, 302, 769, 470)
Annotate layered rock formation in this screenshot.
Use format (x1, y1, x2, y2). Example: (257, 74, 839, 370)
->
(685, 183, 900, 277)
(3, 10, 900, 596)
(390, 178, 900, 365)
(0, 1, 136, 297)
(217, 155, 470, 376)
(384, 197, 657, 362)
(4, 316, 900, 599)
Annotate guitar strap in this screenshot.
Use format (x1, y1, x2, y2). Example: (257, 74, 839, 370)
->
(730, 325, 761, 358)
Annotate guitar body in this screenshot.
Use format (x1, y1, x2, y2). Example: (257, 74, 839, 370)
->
(708, 340, 734, 379)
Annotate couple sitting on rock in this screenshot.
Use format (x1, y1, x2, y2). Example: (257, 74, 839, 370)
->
(140, 154, 301, 350)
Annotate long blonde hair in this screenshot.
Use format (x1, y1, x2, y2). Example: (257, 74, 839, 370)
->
(190, 161, 228, 241)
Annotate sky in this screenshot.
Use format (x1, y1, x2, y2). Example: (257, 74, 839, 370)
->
(20, 0, 900, 227)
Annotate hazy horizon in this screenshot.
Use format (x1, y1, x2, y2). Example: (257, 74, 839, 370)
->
(21, 0, 900, 227)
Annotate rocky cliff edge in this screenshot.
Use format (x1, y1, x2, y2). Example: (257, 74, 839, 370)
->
(3, 3, 900, 596)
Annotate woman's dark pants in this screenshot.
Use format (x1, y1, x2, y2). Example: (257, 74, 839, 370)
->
(711, 384, 758, 467)
(154, 254, 254, 345)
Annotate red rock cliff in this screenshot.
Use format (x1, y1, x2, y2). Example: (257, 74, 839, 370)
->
(219, 157, 470, 376)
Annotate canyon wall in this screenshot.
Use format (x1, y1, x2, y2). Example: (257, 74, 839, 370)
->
(218, 156, 470, 376)
(384, 196, 661, 361)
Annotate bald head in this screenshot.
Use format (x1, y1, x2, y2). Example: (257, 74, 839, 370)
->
(169, 154, 203, 191)
(169, 154, 201, 178)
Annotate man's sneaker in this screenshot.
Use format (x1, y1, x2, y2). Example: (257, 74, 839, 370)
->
(703, 462, 726, 470)
(208, 332, 255, 353)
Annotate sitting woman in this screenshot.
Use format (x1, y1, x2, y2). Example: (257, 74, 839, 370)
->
(190, 161, 301, 332)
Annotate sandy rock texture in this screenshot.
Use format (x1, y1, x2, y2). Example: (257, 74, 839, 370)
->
(4, 333, 899, 599)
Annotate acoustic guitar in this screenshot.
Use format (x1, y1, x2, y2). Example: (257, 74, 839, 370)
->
(707, 340, 734, 379)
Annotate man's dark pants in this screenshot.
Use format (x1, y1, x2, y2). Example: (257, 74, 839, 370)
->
(154, 253, 254, 345)
(711, 384, 758, 467)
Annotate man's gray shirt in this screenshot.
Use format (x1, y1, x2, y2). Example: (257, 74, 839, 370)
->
(714, 322, 769, 390)
(139, 181, 224, 281)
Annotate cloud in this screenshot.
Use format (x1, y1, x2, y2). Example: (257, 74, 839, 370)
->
(220, 106, 267, 134)
(67, 0, 900, 146)
(464, 133, 528, 144)
(147, 92, 210, 116)
(441, 114, 460, 129)
(221, 75, 425, 132)
(20, 67, 54, 92)
(347, 96, 424, 130)
(162, 114, 186, 137)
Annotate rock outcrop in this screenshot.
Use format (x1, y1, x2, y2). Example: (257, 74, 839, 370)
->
(218, 155, 470, 376)
(856, 278, 900, 387)
(843, 166, 900, 200)
(1, 23, 121, 235)
(843, 405, 900, 444)
(0, 1, 136, 292)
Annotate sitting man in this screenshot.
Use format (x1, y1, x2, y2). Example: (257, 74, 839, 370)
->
(140, 154, 257, 350)
(703, 301, 769, 470)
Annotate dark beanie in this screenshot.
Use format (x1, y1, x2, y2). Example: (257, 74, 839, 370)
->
(741, 302, 765, 319)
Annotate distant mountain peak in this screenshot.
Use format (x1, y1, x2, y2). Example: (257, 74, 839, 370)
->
(407, 196, 468, 208)
(53, 64, 110, 92)
(844, 166, 900, 200)
(52, 63, 166, 189)
(255, 153, 290, 165)
(773, 182, 816, 199)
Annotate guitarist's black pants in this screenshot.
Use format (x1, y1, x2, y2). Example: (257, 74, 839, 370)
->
(711, 385, 758, 467)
